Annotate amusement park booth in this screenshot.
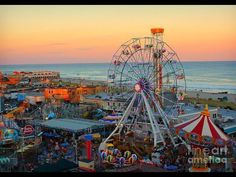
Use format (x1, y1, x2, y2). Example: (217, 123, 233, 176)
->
(39, 118, 111, 137)
(39, 118, 113, 168)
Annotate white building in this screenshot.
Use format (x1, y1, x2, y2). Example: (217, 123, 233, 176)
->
(17, 71, 60, 80)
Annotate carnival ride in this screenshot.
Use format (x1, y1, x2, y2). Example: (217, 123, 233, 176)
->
(99, 28, 188, 159)
(3, 100, 29, 119)
(174, 105, 229, 172)
(0, 117, 20, 145)
(100, 149, 138, 168)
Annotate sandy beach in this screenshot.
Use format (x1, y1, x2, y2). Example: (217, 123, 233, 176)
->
(60, 77, 236, 104)
(186, 90, 236, 104)
(60, 77, 107, 86)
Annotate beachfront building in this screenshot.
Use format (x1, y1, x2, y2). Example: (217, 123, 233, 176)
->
(76, 86, 107, 95)
(12, 71, 60, 81)
(26, 92, 45, 105)
(44, 86, 107, 103)
(44, 88, 72, 102)
(82, 92, 127, 111)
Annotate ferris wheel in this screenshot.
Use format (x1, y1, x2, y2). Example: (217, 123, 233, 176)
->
(102, 28, 187, 149)
(108, 29, 186, 111)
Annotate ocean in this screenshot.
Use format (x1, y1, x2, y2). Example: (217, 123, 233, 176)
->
(1, 61, 236, 94)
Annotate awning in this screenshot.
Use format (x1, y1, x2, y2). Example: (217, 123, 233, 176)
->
(40, 118, 109, 133)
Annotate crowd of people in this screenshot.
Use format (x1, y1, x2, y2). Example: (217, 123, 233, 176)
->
(37, 130, 77, 165)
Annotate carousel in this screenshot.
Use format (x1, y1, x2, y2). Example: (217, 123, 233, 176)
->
(175, 105, 229, 172)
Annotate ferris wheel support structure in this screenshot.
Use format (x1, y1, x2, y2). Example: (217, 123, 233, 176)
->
(152, 28, 164, 106)
(141, 90, 165, 146)
(103, 92, 137, 144)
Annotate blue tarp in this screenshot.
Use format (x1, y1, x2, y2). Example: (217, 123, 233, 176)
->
(17, 93, 26, 101)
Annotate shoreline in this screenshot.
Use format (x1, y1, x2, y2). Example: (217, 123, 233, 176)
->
(186, 90, 236, 104)
(60, 77, 236, 96)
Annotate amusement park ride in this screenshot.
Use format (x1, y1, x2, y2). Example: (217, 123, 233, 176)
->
(99, 28, 189, 158)
(3, 101, 29, 120)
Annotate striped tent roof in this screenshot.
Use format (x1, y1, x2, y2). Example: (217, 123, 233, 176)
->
(174, 105, 229, 141)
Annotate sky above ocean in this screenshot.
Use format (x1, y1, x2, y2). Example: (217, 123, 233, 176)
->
(0, 5, 236, 65)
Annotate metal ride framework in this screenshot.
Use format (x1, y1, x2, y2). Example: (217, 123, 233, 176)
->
(101, 28, 188, 149)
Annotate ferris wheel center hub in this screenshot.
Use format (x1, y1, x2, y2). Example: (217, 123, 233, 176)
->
(134, 83, 142, 92)
(134, 78, 152, 93)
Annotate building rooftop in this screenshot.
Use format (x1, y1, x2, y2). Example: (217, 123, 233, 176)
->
(217, 108, 236, 134)
(26, 92, 44, 97)
(40, 118, 110, 133)
(165, 103, 217, 120)
(85, 92, 110, 100)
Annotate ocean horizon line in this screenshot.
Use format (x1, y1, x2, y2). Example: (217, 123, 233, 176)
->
(1, 60, 236, 66)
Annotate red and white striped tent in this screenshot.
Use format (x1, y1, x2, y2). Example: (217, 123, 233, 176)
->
(174, 105, 229, 145)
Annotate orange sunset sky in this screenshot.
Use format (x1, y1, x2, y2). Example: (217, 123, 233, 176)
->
(0, 5, 236, 65)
